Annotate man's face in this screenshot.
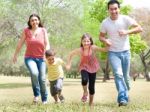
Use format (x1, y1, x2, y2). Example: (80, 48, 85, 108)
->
(108, 3, 120, 20)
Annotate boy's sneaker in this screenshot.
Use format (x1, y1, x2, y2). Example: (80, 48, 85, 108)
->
(118, 101, 128, 107)
(59, 95, 65, 103)
(42, 101, 48, 105)
(33, 97, 39, 103)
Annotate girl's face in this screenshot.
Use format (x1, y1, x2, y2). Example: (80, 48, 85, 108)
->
(82, 37, 91, 48)
(46, 56, 55, 64)
(30, 16, 40, 29)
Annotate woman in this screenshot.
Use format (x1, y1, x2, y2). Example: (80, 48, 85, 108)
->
(13, 14, 50, 104)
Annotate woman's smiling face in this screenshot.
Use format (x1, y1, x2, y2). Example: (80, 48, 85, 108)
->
(30, 16, 40, 29)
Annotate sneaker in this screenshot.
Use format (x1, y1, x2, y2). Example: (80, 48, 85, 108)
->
(33, 97, 39, 103)
(59, 95, 65, 103)
(118, 101, 127, 107)
(42, 101, 48, 105)
(81, 95, 87, 102)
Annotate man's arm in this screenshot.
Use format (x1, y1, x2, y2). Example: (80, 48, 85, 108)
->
(118, 23, 143, 36)
(128, 23, 143, 34)
(99, 32, 111, 46)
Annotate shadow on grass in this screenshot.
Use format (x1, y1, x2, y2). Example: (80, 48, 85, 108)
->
(0, 83, 31, 89)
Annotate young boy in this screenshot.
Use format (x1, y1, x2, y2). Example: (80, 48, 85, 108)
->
(45, 49, 65, 103)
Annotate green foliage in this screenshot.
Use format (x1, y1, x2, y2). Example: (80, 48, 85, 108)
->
(0, 38, 29, 76)
(120, 5, 132, 15)
(89, 0, 132, 23)
(131, 54, 144, 74)
(130, 34, 148, 54)
(89, 0, 108, 23)
(0, 0, 84, 77)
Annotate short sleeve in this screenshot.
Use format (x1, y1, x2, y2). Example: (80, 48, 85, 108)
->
(124, 15, 137, 27)
(100, 20, 107, 33)
(23, 28, 30, 39)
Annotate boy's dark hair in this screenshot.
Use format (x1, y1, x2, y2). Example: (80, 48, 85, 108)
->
(45, 49, 55, 57)
(107, 0, 120, 9)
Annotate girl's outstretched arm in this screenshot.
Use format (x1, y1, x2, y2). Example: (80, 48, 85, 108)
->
(66, 48, 80, 70)
(92, 45, 108, 52)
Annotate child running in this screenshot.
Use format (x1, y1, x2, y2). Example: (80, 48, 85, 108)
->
(45, 49, 65, 103)
(66, 33, 108, 107)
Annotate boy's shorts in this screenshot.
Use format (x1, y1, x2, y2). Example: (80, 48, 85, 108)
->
(49, 78, 63, 96)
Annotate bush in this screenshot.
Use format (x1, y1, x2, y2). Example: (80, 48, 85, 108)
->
(0, 63, 29, 77)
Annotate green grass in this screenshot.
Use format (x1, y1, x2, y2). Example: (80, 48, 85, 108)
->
(0, 101, 150, 112)
(0, 83, 30, 89)
(0, 76, 150, 112)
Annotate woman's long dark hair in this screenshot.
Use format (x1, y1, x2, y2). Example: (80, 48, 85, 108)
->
(27, 14, 43, 29)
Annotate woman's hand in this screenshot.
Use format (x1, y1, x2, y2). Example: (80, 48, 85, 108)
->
(12, 55, 17, 64)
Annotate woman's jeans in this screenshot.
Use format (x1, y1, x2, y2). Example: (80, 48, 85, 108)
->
(108, 50, 130, 103)
(25, 57, 48, 102)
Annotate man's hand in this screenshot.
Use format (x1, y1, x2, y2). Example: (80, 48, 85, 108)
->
(118, 30, 128, 37)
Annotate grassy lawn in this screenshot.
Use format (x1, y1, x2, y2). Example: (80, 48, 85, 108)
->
(0, 76, 150, 112)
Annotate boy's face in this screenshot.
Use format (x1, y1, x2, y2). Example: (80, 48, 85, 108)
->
(108, 3, 120, 20)
(46, 56, 54, 64)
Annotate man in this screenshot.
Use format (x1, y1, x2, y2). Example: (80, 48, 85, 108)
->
(99, 0, 142, 106)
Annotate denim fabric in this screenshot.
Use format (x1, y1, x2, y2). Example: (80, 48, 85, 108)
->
(25, 57, 48, 102)
(108, 50, 130, 103)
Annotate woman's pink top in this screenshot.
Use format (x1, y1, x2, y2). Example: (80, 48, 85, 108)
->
(24, 27, 45, 58)
(79, 47, 100, 73)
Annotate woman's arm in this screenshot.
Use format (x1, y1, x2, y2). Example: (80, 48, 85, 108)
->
(44, 28, 50, 50)
(13, 31, 26, 63)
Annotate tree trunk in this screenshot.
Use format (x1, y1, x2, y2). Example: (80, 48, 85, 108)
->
(140, 50, 150, 81)
(102, 59, 110, 82)
(144, 69, 150, 81)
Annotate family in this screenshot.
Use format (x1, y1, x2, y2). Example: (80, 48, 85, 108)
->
(12, 0, 142, 108)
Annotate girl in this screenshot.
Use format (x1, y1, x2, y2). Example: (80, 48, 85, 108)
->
(66, 33, 107, 106)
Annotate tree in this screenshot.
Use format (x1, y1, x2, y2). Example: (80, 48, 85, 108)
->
(140, 50, 150, 81)
(131, 8, 150, 81)
(0, 0, 84, 76)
